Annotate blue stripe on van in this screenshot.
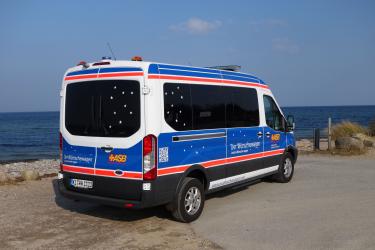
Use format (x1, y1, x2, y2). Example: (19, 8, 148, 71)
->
(221, 74, 261, 83)
(157, 64, 222, 74)
(158, 69, 222, 79)
(148, 63, 267, 85)
(220, 70, 259, 80)
(148, 64, 160, 74)
(67, 69, 99, 76)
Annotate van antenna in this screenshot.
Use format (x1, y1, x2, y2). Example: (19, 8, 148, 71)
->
(106, 42, 117, 60)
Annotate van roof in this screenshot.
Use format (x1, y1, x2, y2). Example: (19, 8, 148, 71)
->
(64, 60, 267, 87)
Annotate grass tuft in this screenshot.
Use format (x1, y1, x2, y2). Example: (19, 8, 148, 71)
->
(331, 121, 367, 140)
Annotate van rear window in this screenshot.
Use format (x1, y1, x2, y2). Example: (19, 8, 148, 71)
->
(65, 80, 140, 137)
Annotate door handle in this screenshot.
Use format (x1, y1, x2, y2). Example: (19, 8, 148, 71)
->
(101, 146, 113, 153)
(257, 131, 263, 137)
(265, 132, 271, 137)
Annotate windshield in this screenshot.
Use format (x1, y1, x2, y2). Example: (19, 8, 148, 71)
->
(65, 80, 140, 137)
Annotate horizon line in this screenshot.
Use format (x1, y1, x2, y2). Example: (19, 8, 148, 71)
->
(1, 104, 375, 114)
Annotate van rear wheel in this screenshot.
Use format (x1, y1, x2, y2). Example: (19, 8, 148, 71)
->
(170, 177, 205, 223)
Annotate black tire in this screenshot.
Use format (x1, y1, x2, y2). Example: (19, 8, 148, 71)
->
(170, 177, 205, 223)
(272, 153, 294, 183)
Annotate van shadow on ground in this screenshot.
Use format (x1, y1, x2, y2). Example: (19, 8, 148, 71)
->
(52, 178, 264, 222)
(52, 179, 171, 222)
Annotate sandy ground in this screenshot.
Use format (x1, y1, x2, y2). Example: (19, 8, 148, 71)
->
(0, 179, 221, 249)
(0, 154, 374, 249)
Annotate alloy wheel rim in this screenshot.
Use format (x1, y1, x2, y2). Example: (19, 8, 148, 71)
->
(283, 158, 293, 178)
(184, 187, 201, 215)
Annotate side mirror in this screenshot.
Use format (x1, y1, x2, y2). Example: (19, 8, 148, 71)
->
(287, 115, 295, 131)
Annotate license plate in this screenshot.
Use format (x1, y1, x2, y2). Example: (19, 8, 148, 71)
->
(70, 179, 93, 189)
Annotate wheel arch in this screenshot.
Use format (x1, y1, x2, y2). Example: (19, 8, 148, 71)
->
(285, 145, 298, 164)
(175, 165, 208, 195)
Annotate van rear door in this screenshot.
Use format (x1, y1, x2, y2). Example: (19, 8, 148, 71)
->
(62, 70, 145, 199)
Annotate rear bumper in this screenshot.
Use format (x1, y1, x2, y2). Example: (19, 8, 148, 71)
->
(58, 171, 180, 209)
(58, 179, 145, 208)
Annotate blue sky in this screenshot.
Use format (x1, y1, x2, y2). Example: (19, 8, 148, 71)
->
(0, 0, 374, 112)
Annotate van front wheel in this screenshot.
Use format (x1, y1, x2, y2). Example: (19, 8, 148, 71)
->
(273, 153, 294, 183)
(170, 177, 205, 223)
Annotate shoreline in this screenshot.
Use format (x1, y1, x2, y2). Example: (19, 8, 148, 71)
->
(0, 159, 59, 183)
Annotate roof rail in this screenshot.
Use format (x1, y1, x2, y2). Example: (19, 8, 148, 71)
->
(206, 65, 241, 72)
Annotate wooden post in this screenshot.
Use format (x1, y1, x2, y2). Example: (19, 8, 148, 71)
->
(314, 128, 320, 150)
(328, 117, 332, 151)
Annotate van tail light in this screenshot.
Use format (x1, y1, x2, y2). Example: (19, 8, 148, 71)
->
(143, 135, 157, 180)
(59, 132, 63, 171)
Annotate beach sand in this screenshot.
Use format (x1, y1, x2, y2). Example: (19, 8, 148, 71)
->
(0, 153, 374, 249)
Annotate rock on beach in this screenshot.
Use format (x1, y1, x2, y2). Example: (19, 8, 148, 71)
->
(335, 137, 364, 151)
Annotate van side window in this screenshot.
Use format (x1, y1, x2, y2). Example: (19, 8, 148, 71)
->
(263, 95, 285, 131)
(225, 87, 259, 127)
(163, 83, 259, 131)
(190, 85, 225, 129)
(164, 83, 193, 130)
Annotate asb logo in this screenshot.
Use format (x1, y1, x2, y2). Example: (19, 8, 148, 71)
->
(271, 134, 280, 141)
(108, 154, 127, 163)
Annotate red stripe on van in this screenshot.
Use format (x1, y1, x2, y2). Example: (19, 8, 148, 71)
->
(97, 72, 144, 78)
(263, 149, 284, 157)
(202, 158, 227, 168)
(221, 79, 269, 89)
(64, 74, 98, 81)
(226, 152, 264, 164)
(62, 165, 142, 179)
(95, 169, 143, 179)
(149, 75, 222, 83)
(64, 72, 143, 81)
(157, 165, 189, 176)
(157, 149, 284, 176)
(62, 165, 95, 175)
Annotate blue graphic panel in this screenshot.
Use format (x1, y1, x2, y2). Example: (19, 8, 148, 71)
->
(263, 127, 286, 152)
(95, 141, 143, 172)
(226, 127, 263, 157)
(62, 138, 96, 168)
(158, 129, 227, 168)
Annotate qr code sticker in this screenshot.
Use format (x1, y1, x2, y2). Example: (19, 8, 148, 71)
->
(159, 147, 169, 163)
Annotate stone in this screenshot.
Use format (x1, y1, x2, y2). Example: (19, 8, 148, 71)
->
(335, 137, 364, 151)
(363, 140, 374, 147)
(21, 170, 40, 181)
(0, 171, 10, 184)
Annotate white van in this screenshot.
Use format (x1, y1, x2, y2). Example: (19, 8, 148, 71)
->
(58, 57, 298, 222)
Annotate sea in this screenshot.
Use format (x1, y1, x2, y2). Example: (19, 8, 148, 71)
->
(1, 105, 375, 162)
